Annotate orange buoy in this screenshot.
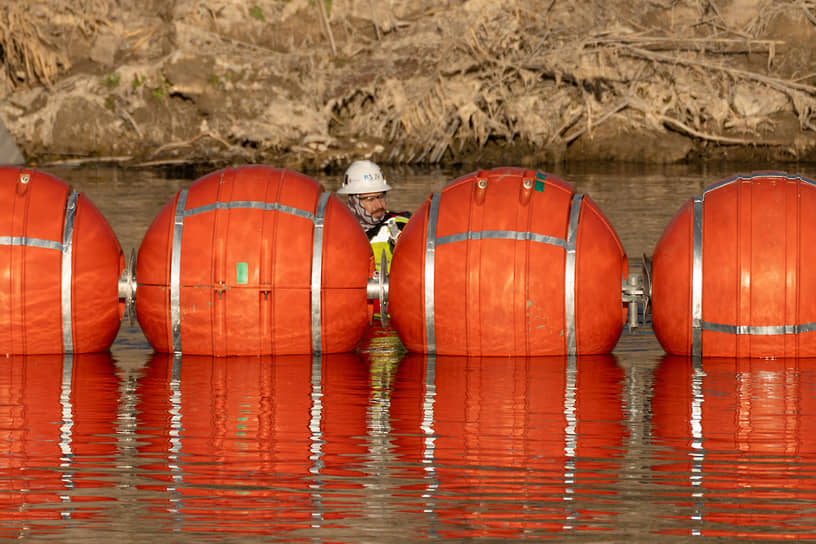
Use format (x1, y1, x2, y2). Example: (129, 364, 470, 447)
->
(136, 166, 371, 356)
(652, 172, 816, 357)
(388, 167, 628, 355)
(0, 167, 124, 354)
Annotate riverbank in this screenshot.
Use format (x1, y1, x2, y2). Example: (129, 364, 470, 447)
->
(2, 0, 816, 171)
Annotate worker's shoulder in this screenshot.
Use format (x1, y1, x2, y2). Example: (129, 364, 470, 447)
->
(385, 210, 411, 221)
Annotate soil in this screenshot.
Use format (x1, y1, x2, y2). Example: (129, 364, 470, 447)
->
(2, 0, 816, 172)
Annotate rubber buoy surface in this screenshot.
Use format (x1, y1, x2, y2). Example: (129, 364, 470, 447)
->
(652, 172, 816, 357)
(389, 167, 628, 355)
(136, 166, 371, 355)
(0, 167, 124, 354)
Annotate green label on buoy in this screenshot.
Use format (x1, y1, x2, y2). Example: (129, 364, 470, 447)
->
(236, 262, 248, 284)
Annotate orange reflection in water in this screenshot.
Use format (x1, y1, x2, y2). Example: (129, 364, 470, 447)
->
(389, 353, 626, 539)
(652, 355, 816, 539)
(0, 353, 118, 530)
(136, 352, 371, 536)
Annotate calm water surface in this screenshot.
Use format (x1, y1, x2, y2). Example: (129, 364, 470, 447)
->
(4, 161, 816, 542)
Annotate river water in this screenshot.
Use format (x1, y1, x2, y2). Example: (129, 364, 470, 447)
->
(5, 161, 816, 542)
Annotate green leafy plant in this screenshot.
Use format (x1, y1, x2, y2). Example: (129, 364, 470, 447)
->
(101, 72, 121, 87)
(132, 74, 146, 89)
(151, 79, 171, 99)
(249, 6, 265, 21)
(209, 74, 223, 89)
(308, 0, 331, 16)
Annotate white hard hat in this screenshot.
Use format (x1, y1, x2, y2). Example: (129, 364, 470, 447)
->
(337, 160, 392, 194)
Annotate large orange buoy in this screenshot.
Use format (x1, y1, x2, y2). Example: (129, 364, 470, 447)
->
(388, 167, 628, 356)
(652, 172, 816, 357)
(0, 167, 124, 354)
(136, 166, 372, 356)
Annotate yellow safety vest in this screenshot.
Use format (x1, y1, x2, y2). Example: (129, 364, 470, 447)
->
(368, 215, 409, 273)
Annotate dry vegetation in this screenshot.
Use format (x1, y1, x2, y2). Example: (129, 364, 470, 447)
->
(2, 0, 816, 167)
(0, 4, 65, 88)
(0, 0, 111, 87)
(329, 0, 816, 164)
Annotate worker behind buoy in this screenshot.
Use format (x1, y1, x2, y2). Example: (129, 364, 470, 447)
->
(337, 160, 410, 273)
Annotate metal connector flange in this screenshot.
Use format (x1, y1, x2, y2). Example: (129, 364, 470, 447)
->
(621, 254, 652, 330)
(366, 250, 390, 327)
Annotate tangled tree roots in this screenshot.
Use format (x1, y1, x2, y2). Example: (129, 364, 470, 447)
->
(330, 0, 816, 163)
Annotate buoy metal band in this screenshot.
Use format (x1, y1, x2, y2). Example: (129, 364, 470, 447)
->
(183, 200, 316, 222)
(424, 193, 441, 353)
(704, 171, 816, 194)
(436, 230, 567, 249)
(0, 236, 63, 251)
(701, 321, 816, 335)
(170, 190, 188, 354)
(61, 193, 79, 353)
(564, 194, 583, 355)
(311, 193, 330, 353)
(691, 197, 703, 357)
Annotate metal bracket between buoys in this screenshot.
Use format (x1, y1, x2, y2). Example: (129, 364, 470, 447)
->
(641, 252, 652, 320)
(118, 248, 137, 325)
(366, 250, 390, 327)
(621, 254, 652, 330)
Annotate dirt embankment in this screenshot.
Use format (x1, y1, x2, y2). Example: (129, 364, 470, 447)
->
(2, 0, 816, 171)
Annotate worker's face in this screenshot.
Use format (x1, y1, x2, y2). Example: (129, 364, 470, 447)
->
(358, 192, 387, 220)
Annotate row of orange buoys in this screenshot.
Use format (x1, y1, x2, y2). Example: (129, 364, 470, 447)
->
(1, 165, 815, 358)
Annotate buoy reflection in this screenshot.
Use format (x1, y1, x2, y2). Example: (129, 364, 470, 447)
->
(389, 353, 626, 538)
(652, 355, 816, 538)
(0, 353, 118, 527)
(135, 352, 371, 535)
